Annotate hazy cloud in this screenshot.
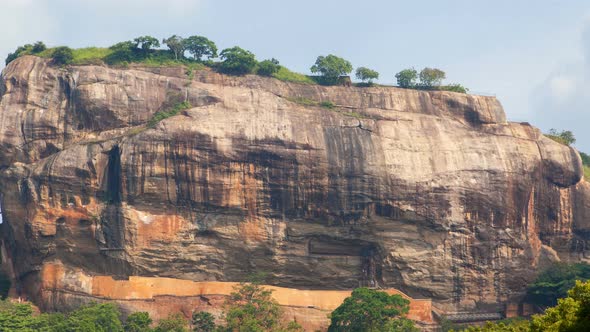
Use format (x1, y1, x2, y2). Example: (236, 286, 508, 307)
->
(531, 21, 590, 151)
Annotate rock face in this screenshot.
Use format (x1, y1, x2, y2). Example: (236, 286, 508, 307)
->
(0, 56, 588, 326)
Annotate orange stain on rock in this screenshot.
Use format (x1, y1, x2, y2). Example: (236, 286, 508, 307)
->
(132, 211, 189, 246)
(31, 197, 101, 237)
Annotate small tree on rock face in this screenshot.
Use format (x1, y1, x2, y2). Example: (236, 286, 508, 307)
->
(419, 67, 446, 87)
(124, 312, 153, 332)
(154, 313, 188, 332)
(191, 311, 215, 332)
(256, 58, 281, 77)
(355, 67, 379, 84)
(310, 54, 353, 85)
(163, 35, 186, 60)
(395, 68, 418, 88)
(218, 46, 257, 75)
(133, 36, 160, 51)
(328, 287, 417, 332)
(184, 36, 217, 61)
(51, 46, 74, 65)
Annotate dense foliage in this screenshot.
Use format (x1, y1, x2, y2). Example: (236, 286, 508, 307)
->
(310, 54, 353, 85)
(0, 271, 9, 300)
(218, 46, 257, 75)
(454, 319, 531, 332)
(257, 58, 281, 77)
(5, 37, 471, 93)
(545, 129, 576, 146)
(184, 35, 218, 61)
(124, 312, 152, 332)
(395, 68, 418, 88)
(154, 313, 188, 332)
(580, 152, 590, 179)
(394, 67, 467, 93)
(133, 36, 160, 51)
(526, 262, 590, 307)
(51, 46, 74, 65)
(419, 67, 446, 87)
(0, 301, 122, 331)
(191, 311, 215, 332)
(439, 84, 469, 93)
(355, 67, 379, 84)
(328, 288, 418, 332)
(453, 280, 590, 332)
(217, 281, 303, 332)
(530, 280, 590, 331)
(4, 41, 46, 65)
(162, 35, 186, 60)
(580, 152, 590, 165)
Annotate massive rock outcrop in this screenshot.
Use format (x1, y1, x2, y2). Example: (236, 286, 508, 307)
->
(0, 56, 588, 328)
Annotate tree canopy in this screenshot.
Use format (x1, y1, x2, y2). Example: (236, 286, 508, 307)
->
(154, 313, 188, 332)
(184, 35, 218, 61)
(124, 312, 152, 332)
(133, 36, 160, 51)
(257, 58, 281, 77)
(51, 46, 74, 65)
(395, 68, 418, 88)
(0, 301, 126, 332)
(191, 311, 215, 332)
(328, 288, 418, 332)
(217, 281, 303, 332)
(310, 54, 353, 85)
(163, 35, 186, 60)
(5, 42, 47, 65)
(419, 67, 446, 87)
(218, 46, 257, 75)
(355, 67, 379, 84)
(526, 262, 590, 307)
(545, 129, 576, 146)
(530, 280, 590, 332)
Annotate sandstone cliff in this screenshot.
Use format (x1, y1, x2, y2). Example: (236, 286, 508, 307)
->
(0, 56, 588, 328)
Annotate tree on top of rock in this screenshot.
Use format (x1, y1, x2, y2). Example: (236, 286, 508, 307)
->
(310, 54, 353, 85)
(355, 67, 379, 85)
(133, 36, 160, 51)
(218, 46, 257, 75)
(163, 35, 186, 60)
(328, 288, 418, 332)
(419, 67, 446, 87)
(184, 36, 218, 61)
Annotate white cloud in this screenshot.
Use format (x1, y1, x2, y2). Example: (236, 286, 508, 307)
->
(531, 19, 590, 151)
(548, 76, 577, 103)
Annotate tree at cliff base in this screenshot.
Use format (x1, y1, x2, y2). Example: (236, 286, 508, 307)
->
(217, 281, 303, 332)
(328, 287, 418, 332)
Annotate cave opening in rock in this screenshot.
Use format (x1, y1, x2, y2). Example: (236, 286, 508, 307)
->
(308, 237, 382, 288)
(106, 145, 122, 204)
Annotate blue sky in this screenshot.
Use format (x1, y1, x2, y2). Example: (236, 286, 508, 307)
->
(1, 0, 589, 150)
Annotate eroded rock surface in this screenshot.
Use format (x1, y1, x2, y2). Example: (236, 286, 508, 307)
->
(0, 56, 588, 326)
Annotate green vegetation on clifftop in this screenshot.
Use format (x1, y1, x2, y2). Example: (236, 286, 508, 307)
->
(5, 35, 469, 92)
